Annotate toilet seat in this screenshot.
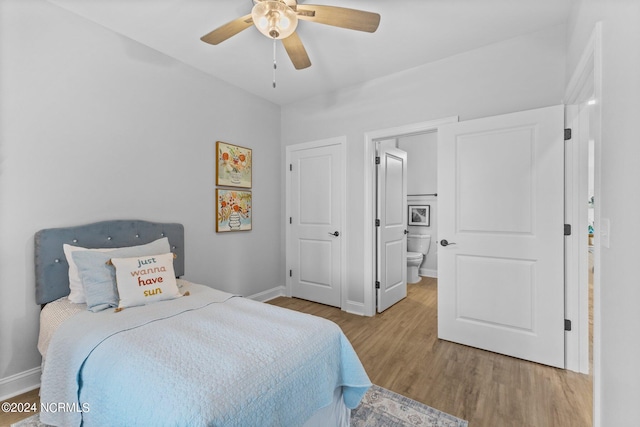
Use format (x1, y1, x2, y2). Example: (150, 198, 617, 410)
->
(407, 251, 423, 261)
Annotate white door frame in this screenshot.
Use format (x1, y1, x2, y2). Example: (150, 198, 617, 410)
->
(564, 22, 602, 425)
(285, 136, 348, 309)
(363, 117, 458, 316)
(564, 103, 590, 374)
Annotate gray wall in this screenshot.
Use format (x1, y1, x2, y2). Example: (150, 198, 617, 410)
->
(281, 25, 566, 306)
(0, 0, 282, 388)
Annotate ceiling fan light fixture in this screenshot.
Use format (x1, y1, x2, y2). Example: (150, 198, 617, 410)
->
(251, 0, 298, 39)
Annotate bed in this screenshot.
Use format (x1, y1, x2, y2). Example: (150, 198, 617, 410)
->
(35, 220, 370, 427)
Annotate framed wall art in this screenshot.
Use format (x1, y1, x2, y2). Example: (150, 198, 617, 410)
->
(408, 205, 430, 226)
(216, 189, 252, 232)
(216, 141, 252, 188)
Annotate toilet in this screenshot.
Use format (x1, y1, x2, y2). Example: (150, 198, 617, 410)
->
(407, 234, 431, 284)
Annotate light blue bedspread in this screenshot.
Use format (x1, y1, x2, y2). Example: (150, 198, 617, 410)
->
(40, 284, 371, 427)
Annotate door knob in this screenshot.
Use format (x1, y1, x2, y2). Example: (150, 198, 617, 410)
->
(329, 231, 340, 237)
(440, 239, 456, 247)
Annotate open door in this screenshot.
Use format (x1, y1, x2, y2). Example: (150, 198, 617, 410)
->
(437, 105, 565, 368)
(377, 145, 407, 312)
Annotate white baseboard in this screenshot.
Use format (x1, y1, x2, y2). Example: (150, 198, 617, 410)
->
(0, 367, 41, 401)
(419, 268, 438, 278)
(344, 300, 366, 316)
(247, 285, 286, 302)
(249, 287, 368, 317)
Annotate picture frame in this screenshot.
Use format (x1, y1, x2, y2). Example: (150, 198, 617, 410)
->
(216, 141, 252, 188)
(408, 205, 430, 226)
(216, 189, 252, 232)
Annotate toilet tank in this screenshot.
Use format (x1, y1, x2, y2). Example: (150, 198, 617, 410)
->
(407, 234, 431, 255)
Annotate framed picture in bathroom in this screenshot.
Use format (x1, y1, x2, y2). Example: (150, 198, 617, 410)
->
(408, 205, 430, 226)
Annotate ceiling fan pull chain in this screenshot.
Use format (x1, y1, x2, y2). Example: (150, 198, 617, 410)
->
(272, 37, 277, 89)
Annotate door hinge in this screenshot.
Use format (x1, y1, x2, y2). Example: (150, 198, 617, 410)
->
(289, 269, 292, 277)
(564, 319, 572, 331)
(564, 224, 572, 236)
(564, 128, 572, 141)
(375, 281, 380, 289)
(375, 219, 380, 227)
(375, 156, 380, 165)
(289, 164, 293, 171)
(289, 217, 292, 224)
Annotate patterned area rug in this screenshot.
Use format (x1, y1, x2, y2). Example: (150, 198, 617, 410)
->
(351, 385, 468, 427)
(11, 384, 467, 427)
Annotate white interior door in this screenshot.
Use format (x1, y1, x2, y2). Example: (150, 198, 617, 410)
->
(438, 105, 565, 368)
(377, 146, 407, 312)
(288, 140, 343, 308)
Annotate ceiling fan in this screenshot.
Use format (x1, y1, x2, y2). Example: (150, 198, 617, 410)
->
(200, 0, 381, 70)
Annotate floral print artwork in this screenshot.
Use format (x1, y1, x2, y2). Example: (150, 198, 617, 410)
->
(216, 141, 252, 188)
(216, 189, 252, 232)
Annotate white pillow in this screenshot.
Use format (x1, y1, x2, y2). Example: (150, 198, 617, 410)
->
(63, 237, 170, 304)
(111, 252, 182, 309)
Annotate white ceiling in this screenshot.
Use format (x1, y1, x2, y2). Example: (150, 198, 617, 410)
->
(47, 0, 573, 106)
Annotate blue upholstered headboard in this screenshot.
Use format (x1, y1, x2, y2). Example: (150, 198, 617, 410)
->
(34, 220, 185, 305)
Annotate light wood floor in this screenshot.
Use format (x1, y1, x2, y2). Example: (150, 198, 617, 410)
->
(270, 277, 593, 427)
(2, 277, 592, 427)
(0, 387, 39, 426)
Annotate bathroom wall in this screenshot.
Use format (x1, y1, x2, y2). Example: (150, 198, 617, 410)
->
(398, 133, 438, 277)
(399, 133, 437, 195)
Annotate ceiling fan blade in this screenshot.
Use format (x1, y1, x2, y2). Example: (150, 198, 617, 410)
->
(282, 32, 311, 70)
(200, 14, 253, 45)
(296, 5, 380, 33)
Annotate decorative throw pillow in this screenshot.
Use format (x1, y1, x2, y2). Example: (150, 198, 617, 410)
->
(111, 252, 182, 309)
(64, 238, 170, 304)
(72, 238, 171, 312)
(63, 244, 117, 304)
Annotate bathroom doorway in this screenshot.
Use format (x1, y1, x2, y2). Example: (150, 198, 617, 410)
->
(397, 132, 438, 279)
(375, 133, 439, 312)
(363, 117, 458, 316)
